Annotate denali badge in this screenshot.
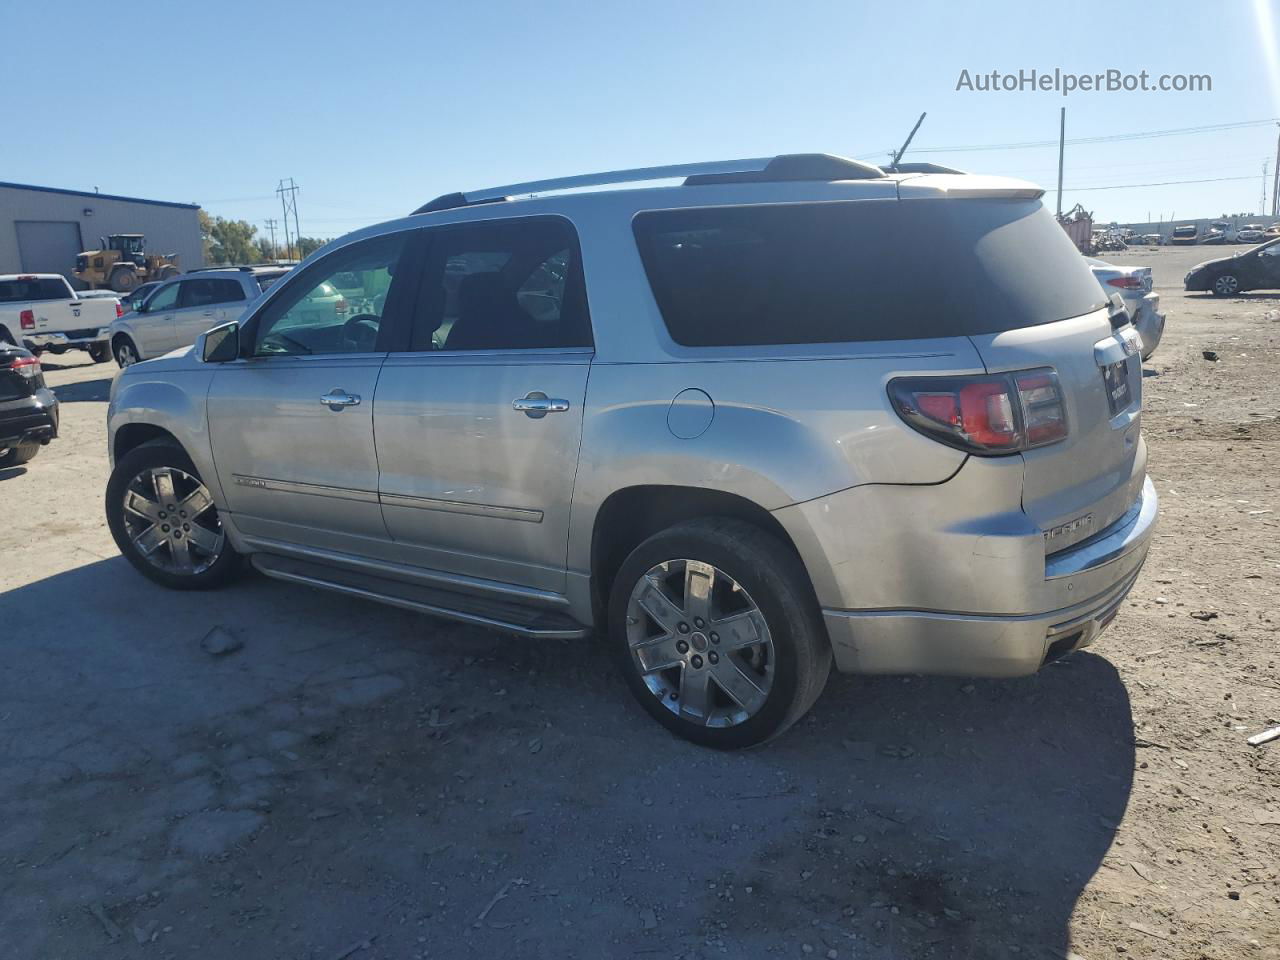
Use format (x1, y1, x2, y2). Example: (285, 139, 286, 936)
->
(1044, 513, 1094, 543)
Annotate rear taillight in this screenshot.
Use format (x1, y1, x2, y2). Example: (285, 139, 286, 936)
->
(1106, 276, 1145, 289)
(334, 298, 348, 316)
(19, 309, 35, 330)
(116, 302, 124, 318)
(888, 368, 1068, 455)
(8, 355, 41, 378)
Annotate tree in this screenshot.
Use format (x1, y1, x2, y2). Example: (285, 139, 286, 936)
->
(294, 236, 329, 259)
(199, 210, 262, 265)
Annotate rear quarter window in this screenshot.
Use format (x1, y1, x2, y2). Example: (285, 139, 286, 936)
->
(633, 199, 1106, 347)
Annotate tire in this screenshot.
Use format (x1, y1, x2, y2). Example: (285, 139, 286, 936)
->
(87, 342, 110, 363)
(114, 336, 141, 368)
(0, 442, 40, 468)
(1212, 274, 1240, 296)
(159, 266, 179, 280)
(608, 518, 832, 749)
(105, 440, 240, 590)
(0, 327, 14, 346)
(109, 268, 138, 293)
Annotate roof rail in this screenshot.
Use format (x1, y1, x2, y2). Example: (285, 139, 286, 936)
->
(411, 153, 886, 215)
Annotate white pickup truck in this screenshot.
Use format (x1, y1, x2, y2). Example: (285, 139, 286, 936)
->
(0, 274, 120, 363)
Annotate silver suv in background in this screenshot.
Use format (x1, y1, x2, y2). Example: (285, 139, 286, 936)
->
(108, 267, 287, 367)
(105, 154, 1157, 748)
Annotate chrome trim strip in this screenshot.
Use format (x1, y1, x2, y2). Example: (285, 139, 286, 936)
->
(238, 534, 569, 608)
(1045, 476, 1157, 579)
(379, 492, 543, 523)
(231, 474, 379, 504)
(250, 561, 588, 639)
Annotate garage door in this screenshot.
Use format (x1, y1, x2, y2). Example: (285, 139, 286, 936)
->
(15, 220, 83, 280)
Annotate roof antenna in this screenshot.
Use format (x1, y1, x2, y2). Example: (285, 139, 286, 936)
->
(888, 112, 927, 171)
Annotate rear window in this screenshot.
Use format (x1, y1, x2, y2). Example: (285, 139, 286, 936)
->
(633, 199, 1106, 347)
(0, 278, 70, 304)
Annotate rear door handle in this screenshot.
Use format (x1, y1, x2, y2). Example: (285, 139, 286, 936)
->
(513, 392, 570, 418)
(320, 389, 362, 409)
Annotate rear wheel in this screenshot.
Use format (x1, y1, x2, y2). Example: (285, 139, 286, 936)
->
(159, 266, 179, 280)
(87, 342, 110, 363)
(105, 441, 240, 590)
(0, 442, 40, 468)
(609, 518, 831, 748)
(1212, 273, 1240, 296)
(114, 337, 140, 368)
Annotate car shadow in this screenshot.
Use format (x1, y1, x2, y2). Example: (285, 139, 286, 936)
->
(2, 558, 1134, 959)
(0, 465, 28, 481)
(32, 357, 99, 372)
(50, 378, 112, 403)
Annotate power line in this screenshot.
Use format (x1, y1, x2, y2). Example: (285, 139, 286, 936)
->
(1062, 174, 1258, 192)
(856, 118, 1280, 159)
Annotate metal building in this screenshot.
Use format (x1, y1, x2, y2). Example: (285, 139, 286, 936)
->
(0, 182, 203, 284)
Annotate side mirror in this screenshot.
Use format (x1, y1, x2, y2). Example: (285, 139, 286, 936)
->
(197, 321, 240, 363)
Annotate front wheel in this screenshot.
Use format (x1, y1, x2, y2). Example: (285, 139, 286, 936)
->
(1213, 274, 1241, 296)
(105, 441, 240, 590)
(609, 518, 831, 748)
(114, 337, 140, 368)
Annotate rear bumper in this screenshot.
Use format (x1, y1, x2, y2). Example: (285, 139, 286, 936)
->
(1132, 296, 1165, 359)
(23, 328, 110, 350)
(774, 460, 1157, 677)
(0, 389, 60, 447)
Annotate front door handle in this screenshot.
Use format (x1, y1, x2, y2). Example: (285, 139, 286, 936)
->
(513, 392, 570, 418)
(320, 389, 362, 410)
(202, 310, 215, 317)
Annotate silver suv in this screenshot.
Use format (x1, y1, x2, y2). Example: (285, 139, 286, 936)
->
(105, 154, 1157, 748)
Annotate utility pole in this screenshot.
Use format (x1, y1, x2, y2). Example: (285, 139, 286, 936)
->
(263, 218, 278, 260)
(1262, 160, 1270, 216)
(276, 178, 300, 260)
(1056, 106, 1066, 218)
(1273, 123, 1280, 217)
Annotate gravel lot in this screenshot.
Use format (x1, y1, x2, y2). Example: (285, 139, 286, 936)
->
(1, 245, 1277, 959)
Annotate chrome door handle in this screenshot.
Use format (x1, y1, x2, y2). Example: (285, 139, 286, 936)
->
(513, 392, 570, 418)
(320, 389, 361, 409)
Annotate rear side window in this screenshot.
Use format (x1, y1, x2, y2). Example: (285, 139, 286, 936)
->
(633, 199, 1106, 346)
(409, 217, 591, 352)
(0, 278, 70, 303)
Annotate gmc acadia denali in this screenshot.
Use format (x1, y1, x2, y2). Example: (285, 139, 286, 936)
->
(104, 154, 1157, 747)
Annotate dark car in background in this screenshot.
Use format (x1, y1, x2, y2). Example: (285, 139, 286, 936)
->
(1184, 237, 1280, 296)
(0, 344, 58, 467)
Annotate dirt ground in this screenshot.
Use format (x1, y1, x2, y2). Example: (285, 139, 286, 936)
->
(1, 244, 1277, 960)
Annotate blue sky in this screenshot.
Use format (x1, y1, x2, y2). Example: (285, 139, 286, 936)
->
(10, 0, 1280, 236)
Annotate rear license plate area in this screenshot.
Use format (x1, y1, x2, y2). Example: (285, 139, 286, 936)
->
(1102, 360, 1132, 416)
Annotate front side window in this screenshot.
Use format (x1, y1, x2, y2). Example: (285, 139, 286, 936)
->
(145, 282, 180, 313)
(251, 234, 405, 357)
(410, 217, 590, 352)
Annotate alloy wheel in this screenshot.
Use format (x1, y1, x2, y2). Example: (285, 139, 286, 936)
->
(625, 559, 775, 728)
(1214, 275, 1239, 296)
(116, 341, 138, 367)
(120, 466, 225, 575)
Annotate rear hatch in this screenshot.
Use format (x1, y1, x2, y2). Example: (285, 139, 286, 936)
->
(969, 311, 1144, 554)
(887, 193, 1145, 553)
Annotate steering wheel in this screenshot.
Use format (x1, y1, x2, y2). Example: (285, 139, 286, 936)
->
(342, 314, 380, 352)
